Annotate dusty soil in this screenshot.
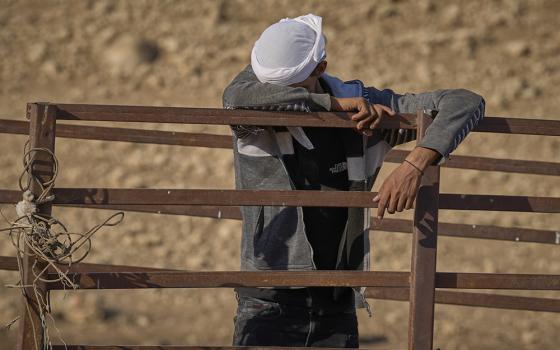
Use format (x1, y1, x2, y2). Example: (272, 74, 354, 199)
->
(0, 0, 559, 349)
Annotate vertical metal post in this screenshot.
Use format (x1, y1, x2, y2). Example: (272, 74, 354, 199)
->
(17, 103, 57, 350)
(408, 110, 440, 350)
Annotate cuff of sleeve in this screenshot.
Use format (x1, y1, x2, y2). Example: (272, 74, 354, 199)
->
(309, 93, 332, 111)
(417, 139, 450, 165)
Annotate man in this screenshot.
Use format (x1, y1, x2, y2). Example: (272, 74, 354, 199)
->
(223, 14, 485, 348)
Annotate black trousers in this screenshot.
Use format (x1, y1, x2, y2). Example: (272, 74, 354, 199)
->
(232, 296, 359, 348)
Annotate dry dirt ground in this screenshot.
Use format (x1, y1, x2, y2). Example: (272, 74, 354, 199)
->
(0, 0, 559, 349)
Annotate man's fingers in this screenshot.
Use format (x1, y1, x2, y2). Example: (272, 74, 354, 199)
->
(396, 194, 407, 212)
(376, 193, 389, 219)
(357, 115, 374, 129)
(387, 192, 398, 214)
(378, 104, 396, 116)
(351, 107, 368, 121)
(351, 99, 371, 121)
(370, 105, 390, 129)
(405, 197, 415, 210)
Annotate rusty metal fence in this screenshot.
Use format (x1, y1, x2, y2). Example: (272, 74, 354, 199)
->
(0, 102, 559, 350)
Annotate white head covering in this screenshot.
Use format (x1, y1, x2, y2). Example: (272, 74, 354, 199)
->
(251, 14, 326, 86)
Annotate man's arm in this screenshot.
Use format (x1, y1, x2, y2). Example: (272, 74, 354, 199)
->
(371, 87, 486, 218)
(223, 65, 332, 111)
(369, 87, 486, 160)
(222, 65, 390, 137)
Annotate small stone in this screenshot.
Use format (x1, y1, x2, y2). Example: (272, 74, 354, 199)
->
(377, 4, 399, 18)
(161, 37, 180, 53)
(136, 40, 160, 63)
(136, 315, 150, 327)
(146, 75, 165, 88)
(419, 0, 436, 13)
(101, 35, 160, 77)
(28, 43, 47, 62)
(521, 330, 537, 344)
(41, 60, 61, 76)
(505, 40, 531, 57)
(442, 5, 461, 26)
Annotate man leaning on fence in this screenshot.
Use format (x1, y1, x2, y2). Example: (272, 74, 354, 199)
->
(222, 14, 485, 348)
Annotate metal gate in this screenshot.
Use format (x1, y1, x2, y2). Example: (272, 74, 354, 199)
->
(0, 102, 558, 350)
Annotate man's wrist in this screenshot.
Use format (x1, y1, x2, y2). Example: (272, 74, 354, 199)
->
(404, 147, 440, 172)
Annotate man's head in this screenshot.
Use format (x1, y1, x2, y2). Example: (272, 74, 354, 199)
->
(251, 14, 327, 90)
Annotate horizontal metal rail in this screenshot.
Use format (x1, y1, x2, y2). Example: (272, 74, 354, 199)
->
(47, 188, 560, 213)
(46, 271, 409, 290)
(3, 256, 557, 313)
(44, 271, 560, 290)
(1, 190, 558, 243)
(1, 188, 559, 212)
(0, 256, 18, 271)
(386, 149, 560, 176)
(51, 346, 358, 350)
(0, 256, 178, 273)
(45, 103, 560, 136)
(370, 218, 560, 245)
(364, 288, 560, 313)
(3, 256, 554, 314)
(3, 256, 556, 313)
(54, 104, 417, 128)
(2, 119, 558, 176)
(0, 118, 232, 149)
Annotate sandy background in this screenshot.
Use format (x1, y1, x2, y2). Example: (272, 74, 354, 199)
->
(0, 0, 559, 349)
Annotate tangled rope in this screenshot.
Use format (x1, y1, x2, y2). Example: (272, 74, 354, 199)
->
(1, 142, 124, 349)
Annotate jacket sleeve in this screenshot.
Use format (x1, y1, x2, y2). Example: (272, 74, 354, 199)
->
(367, 87, 486, 162)
(222, 65, 332, 111)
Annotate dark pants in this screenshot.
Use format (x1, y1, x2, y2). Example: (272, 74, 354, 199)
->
(232, 296, 359, 348)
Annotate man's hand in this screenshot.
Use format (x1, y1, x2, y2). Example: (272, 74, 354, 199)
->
(373, 147, 440, 219)
(330, 97, 395, 136)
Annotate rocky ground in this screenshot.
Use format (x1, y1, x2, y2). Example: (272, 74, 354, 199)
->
(0, 0, 559, 349)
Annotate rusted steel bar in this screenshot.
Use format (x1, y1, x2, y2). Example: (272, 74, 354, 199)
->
(51, 346, 360, 350)
(385, 149, 560, 176)
(5, 256, 560, 312)
(52, 103, 417, 129)
(6, 257, 556, 313)
(7, 256, 555, 313)
(6, 256, 558, 313)
(49, 188, 380, 207)
(0, 256, 177, 273)
(0, 118, 29, 135)
(439, 194, 560, 213)
(46, 271, 410, 290)
(47, 103, 560, 136)
(3, 119, 559, 176)
(0, 188, 22, 203)
(44, 271, 560, 290)
(68, 204, 244, 220)
(436, 272, 560, 290)
(371, 218, 560, 245)
(18, 103, 57, 350)
(11, 188, 553, 213)
(0, 118, 233, 149)
(0, 256, 18, 271)
(4, 256, 556, 313)
(475, 116, 560, 136)
(408, 112, 439, 350)
(364, 288, 560, 313)
(3, 191, 558, 244)
(4, 256, 558, 313)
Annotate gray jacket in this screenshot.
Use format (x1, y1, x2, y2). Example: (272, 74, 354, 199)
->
(223, 64, 485, 278)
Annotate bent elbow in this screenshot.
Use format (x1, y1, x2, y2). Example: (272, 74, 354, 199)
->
(222, 84, 239, 109)
(455, 89, 485, 115)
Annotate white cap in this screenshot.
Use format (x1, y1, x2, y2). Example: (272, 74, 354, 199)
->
(251, 14, 326, 86)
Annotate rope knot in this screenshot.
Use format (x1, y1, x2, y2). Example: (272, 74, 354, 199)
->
(15, 190, 37, 219)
